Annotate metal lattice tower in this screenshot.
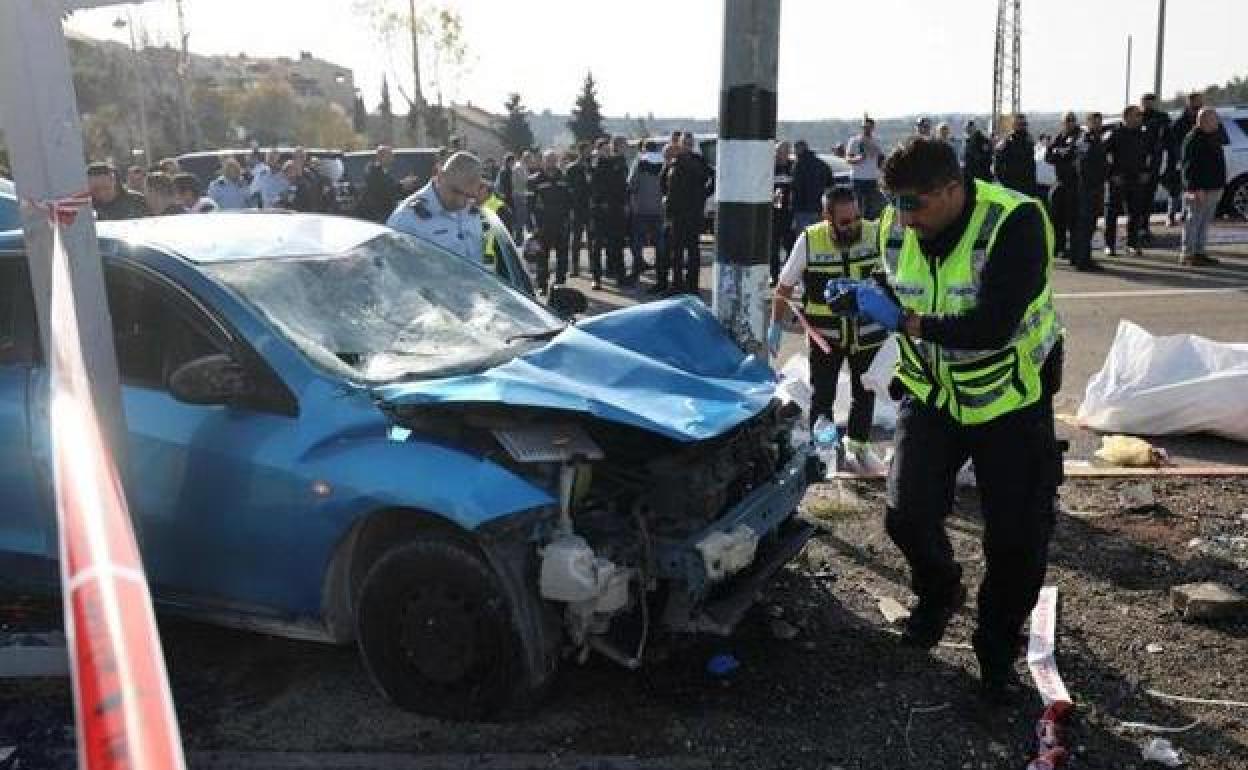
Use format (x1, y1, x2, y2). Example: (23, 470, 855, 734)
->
(990, 0, 1021, 138)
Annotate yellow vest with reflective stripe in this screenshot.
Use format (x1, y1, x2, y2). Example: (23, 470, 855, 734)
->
(801, 219, 886, 352)
(482, 194, 505, 265)
(878, 179, 1063, 425)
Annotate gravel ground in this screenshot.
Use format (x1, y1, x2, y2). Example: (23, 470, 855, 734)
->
(3, 477, 1246, 769)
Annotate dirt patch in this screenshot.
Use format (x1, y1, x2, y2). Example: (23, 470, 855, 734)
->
(3, 478, 1247, 769)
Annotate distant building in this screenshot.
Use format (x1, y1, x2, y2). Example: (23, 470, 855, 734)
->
(447, 103, 507, 162)
(194, 51, 356, 112)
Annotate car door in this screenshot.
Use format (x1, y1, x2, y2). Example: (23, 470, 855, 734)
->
(0, 256, 55, 576)
(97, 260, 311, 612)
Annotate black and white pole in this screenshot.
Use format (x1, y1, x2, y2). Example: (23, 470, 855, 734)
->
(713, 0, 780, 355)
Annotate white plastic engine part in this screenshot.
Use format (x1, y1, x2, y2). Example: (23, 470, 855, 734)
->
(539, 534, 600, 602)
(539, 533, 631, 609)
(696, 525, 759, 582)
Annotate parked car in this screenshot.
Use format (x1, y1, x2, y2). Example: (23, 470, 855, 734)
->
(0, 213, 814, 719)
(340, 147, 441, 214)
(176, 148, 351, 210)
(0, 179, 17, 231)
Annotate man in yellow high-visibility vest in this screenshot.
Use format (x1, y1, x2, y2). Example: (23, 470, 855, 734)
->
(829, 137, 1065, 703)
(769, 186, 886, 472)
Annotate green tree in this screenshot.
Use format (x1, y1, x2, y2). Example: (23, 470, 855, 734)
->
(501, 92, 534, 153)
(352, 93, 369, 134)
(423, 104, 450, 147)
(378, 76, 395, 145)
(238, 76, 299, 147)
(298, 103, 365, 150)
(192, 84, 234, 148)
(567, 71, 605, 142)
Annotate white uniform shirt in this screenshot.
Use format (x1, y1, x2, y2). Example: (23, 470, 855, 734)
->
(846, 134, 882, 181)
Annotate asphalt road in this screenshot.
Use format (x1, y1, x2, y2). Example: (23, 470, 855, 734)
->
(578, 220, 1248, 467)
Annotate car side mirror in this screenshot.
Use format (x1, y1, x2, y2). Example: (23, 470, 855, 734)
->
(168, 354, 252, 406)
(547, 286, 588, 318)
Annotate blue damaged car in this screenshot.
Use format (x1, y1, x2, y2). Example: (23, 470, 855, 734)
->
(0, 212, 814, 719)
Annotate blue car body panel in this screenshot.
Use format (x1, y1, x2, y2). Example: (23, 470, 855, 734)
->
(375, 297, 777, 443)
(0, 216, 791, 637)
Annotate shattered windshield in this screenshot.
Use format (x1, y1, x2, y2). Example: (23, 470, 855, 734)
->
(204, 231, 562, 381)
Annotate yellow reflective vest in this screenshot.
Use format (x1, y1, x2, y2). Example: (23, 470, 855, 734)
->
(878, 179, 1063, 425)
(800, 219, 887, 352)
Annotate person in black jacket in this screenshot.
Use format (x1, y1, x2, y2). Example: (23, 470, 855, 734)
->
(1179, 107, 1227, 267)
(992, 114, 1036, 197)
(1103, 106, 1151, 257)
(1138, 93, 1171, 242)
(1044, 113, 1081, 257)
(1069, 112, 1107, 272)
(356, 145, 402, 223)
(771, 140, 795, 286)
(790, 139, 833, 234)
(1165, 92, 1204, 226)
(665, 132, 714, 294)
(963, 121, 994, 183)
(589, 136, 630, 290)
(564, 142, 593, 277)
(529, 150, 575, 292)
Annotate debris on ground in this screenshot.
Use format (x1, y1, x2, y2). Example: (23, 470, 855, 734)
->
(1145, 642, 1165, 654)
(1170, 582, 1248, 621)
(1118, 481, 1159, 512)
(1095, 435, 1169, 467)
(1119, 719, 1202, 734)
(705, 653, 739, 678)
(1141, 736, 1185, 766)
(877, 597, 910, 626)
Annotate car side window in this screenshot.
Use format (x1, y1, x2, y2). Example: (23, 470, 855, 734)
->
(104, 264, 225, 391)
(0, 258, 39, 366)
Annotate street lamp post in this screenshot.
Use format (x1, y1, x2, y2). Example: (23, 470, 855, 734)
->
(113, 12, 151, 168)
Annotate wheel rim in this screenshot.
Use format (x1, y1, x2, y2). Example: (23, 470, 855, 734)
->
(398, 586, 483, 684)
(1234, 183, 1248, 219)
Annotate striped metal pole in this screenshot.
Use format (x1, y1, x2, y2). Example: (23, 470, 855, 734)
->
(713, 0, 780, 355)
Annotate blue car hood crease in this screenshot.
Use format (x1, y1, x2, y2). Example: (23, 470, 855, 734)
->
(374, 297, 777, 442)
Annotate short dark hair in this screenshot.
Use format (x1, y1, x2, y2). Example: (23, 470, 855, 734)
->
(822, 185, 857, 207)
(173, 172, 200, 196)
(1087, 111, 1102, 121)
(881, 136, 961, 193)
(1123, 105, 1141, 120)
(1142, 92, 1157, 101)
(86, 162, 114, 177)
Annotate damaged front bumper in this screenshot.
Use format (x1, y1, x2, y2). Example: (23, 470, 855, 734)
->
(655, 447, 816, 634)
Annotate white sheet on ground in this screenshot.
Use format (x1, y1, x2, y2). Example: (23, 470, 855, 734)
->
(1076, 320, 1248, 443)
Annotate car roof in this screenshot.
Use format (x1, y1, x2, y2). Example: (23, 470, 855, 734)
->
(99, 212, 390, 263)
(0, 213, 390, 263)
(345, 148, 440, 157)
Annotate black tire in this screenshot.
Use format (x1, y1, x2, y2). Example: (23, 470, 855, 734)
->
(1223, 176, 1248, 221)
(355, 535, 535, 719)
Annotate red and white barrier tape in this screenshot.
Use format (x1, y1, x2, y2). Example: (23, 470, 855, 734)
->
(780, 296, 833, 354)
(44, 206, 186, 770)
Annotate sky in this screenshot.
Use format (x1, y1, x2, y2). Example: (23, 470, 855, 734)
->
(66, 0, 1248, 121)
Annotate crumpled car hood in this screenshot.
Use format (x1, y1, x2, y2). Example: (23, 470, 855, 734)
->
(373, 297, 776, 442)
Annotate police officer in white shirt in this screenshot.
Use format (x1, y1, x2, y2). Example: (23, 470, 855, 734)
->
(387, 151, 485, 264)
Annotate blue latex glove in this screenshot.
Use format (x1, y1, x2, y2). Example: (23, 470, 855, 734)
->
(854, 283, 904, 331)
(823, 278, 861, 304)
(766, 323, 783, 357)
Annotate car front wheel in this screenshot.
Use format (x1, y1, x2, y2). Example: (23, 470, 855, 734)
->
(1225, 176, 1248, 221)
(355, 535, 537, 719)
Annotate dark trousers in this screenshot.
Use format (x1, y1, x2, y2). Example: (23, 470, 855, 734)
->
(885, 396, 1061, 673)
(809, 343, 877, 442)
(1141, 175, 1161, 236)
(535, 223, 569, 289)
(670, 216, 702, 292)
(630, 213, 663, 279)
(1105, 181, 1149, 251)
(568, 207, 591, 275)
(1068, 185, 1103, 268)
(1048, 182, 1076, 255)
(590, 207, 626, 282)
(771, 210, 793, 283)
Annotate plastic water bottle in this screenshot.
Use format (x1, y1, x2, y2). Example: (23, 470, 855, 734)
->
(812, 416, 840, 476)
